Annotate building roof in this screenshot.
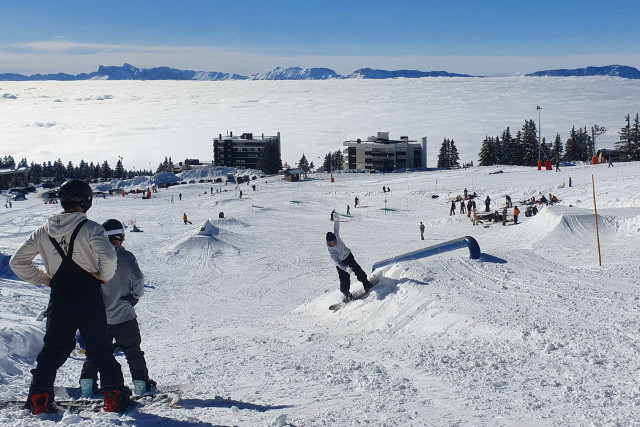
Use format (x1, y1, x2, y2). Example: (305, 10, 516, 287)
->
(0, 167, 28, 176)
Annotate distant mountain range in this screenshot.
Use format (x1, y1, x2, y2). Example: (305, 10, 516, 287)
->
(1, 64, 638, 81)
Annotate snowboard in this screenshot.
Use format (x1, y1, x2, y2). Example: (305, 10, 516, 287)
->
(0, 383, 194, 414)
(329, 283, 375, 311)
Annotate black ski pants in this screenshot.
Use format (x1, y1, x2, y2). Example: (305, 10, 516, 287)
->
(337, 252, 370, 295)
(81, 318, 149, 383)
(30, 287, 124, 395)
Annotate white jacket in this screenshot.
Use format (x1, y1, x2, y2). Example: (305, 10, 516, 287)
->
(327, 220, 351, 271)
(10, 212, 117, 285)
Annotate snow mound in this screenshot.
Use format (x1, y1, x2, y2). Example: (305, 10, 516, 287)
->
(522, 205, 640, 248)
(165, 233, 238, 258)
(198, 220, 219, 236)
(209, 217, 249, 228)
(296, 263, 498, 338)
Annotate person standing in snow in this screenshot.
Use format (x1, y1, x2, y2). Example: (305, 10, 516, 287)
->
(463, 188, 468, 200)
(505, 195, 512, 208)
(419, 221, 425, 240)
(346, 205, 350, 215)
(354, 196, 359, 207)
(460, 199, 466, 214)
(513, 206, 520, 224)
(9, 179, 130, 414)
(485, 195, 491, 212)
(79, 219, 156, 397)
(326, 210, 372, 301)
(179, 193, 182, 201)
(466, 199, 473, 217)
(450, 200, 456, 216)
(183, 213, 192, 225)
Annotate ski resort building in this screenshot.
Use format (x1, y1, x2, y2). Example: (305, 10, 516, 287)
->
(342, 132, 427, 172)
(213, 131, 281, 169)
(0, 167, 29, 190)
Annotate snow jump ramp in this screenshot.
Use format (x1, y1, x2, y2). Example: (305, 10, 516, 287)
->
(372, 236, 481, 272)
(198, 219, 219, 236)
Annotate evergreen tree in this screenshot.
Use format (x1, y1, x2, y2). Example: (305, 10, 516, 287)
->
(563, 126, 580, 161)
(448, 139, 460, 168)
(331, 150, 344, 171)
(101, 160, 112, 179)
(2, 155, 16, 169)
(521, 119, 539, 166)
(66, 161, 76, 179)
(478, 135, 497, 166)
(550, 133, 563, 162)
(437, 138, 450, 168)
(616, 114, 633, 162)
(322, 153, 332, 172)
(511, 130, 525, 166)
(578, 127, 593, 162)
(297, 154, 310, 174)
(53, 159, 66, 182)
(631, 113, 640, 160)
(18, 158, 28, 168)
(114, 159, 125, 180)
(539, 137, 551, 162)
(256, 141, 282, 174)
(77, 160, 90, 180)
(27, 162, 43, 184)
(499, 127, 514, 165)
(309, 161, 315, 171)
(92, 162, 101, 180)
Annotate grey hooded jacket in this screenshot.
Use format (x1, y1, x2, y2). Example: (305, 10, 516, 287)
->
(10, 212, 117, 285)
(102, 245, 145, 325)
(327, 220, 351, 271)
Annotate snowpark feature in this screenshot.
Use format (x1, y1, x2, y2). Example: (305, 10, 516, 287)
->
(371, 235, 481, 271)
(1, 161, 640, 425)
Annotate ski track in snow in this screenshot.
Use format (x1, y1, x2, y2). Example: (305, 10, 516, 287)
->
(1, 161, 640, 425)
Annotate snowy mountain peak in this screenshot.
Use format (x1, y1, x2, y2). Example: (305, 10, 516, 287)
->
(250, 66, 342, 80)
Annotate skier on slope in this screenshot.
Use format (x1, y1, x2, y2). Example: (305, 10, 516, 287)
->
(9, 180, 130, 414)
(79, 219, 156, 398)
(326, 210, 372, 302)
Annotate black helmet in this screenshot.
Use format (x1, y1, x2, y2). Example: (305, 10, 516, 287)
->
(102, 219, 125, 241)
(58, 180, 93, 211)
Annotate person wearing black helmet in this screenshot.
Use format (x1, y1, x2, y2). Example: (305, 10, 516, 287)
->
(79, 219, 156, 397)
(326, 210, 372, 302)
(9, 179, 130, 414)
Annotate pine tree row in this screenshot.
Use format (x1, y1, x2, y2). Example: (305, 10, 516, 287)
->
(478, 113, 640, 166)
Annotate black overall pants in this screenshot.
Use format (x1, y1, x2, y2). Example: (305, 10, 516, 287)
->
(29, 220, 124, 396)
(81, 318, 149, 383)
(337, 252, 371, 295)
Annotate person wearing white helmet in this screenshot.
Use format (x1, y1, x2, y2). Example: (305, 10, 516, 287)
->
(79, 218, 155, 397)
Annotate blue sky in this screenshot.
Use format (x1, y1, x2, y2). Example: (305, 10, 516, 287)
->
(1, 0, 639, 75)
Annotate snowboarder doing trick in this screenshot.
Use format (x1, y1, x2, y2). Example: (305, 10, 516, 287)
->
(326, 210, 372, 301)
(9, 179, 131, 414)
(79, 219, 156, 398)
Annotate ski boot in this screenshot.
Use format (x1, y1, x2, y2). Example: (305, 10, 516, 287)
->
(80, 378, 98, 398)
(342, 292, 353, 303)
(133, 379, 157, 396)
(103, 386, 132, 412)
(24, 391, 58, 415)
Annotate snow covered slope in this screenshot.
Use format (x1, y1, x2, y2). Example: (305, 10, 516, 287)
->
(1, 162, 639, 425)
